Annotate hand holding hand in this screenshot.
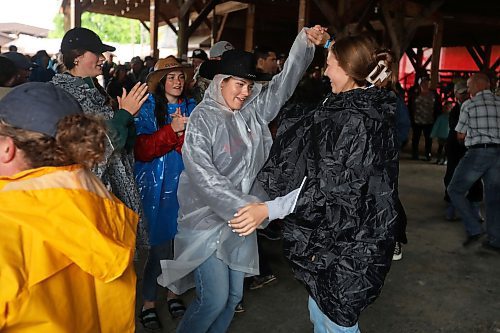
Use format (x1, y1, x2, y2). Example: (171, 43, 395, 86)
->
(117, 82, 149, 116)
(306, 25, 330, 46)
(228, 203, 269, 237)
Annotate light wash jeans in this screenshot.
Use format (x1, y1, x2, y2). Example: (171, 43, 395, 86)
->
(448, 147, 500, 246)
(176, 254, 245, 333)
(308, 297, 361, 333)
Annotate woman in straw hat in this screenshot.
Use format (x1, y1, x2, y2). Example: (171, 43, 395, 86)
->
(134, 55, 196, 329)
(157, 26, 327, 333)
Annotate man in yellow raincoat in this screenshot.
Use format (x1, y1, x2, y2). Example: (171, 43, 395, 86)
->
(0, 82, 139, 332)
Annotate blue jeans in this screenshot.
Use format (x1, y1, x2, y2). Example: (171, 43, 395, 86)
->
(448, 147, 500, 246)
(142, 241, 173, 302)
(176, 254, 245, 333)
(308, 297, 360, 333)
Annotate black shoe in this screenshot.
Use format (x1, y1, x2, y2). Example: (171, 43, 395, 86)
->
(249, 274, 277, 290)
(392, 242, 403, 261)
(462, 233, 483, 247)
(481, 240, 500, 253)
(139, 307, 162, 330)
(234, 302, 245, 313)
(167, 298, 186, 319)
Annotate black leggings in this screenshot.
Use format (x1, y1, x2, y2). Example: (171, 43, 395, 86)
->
(412, 124, 433, 158)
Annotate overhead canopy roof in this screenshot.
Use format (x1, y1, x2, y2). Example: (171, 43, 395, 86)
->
(61, 0, 500, 48)
(0, 32, 15, 46)
(0, 23, 49, 38)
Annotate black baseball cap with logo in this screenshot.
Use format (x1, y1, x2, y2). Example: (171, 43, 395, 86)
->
(61, 27, 116, 54)
(191, 49, 208, 61)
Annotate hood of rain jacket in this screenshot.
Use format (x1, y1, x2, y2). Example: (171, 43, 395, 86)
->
(51, 73, 148, 249)
(0, 165, 138, 332)
(258, 87, 399, 326)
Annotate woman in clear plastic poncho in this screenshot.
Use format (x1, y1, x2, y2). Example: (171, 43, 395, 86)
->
(158, 26, 327, 333)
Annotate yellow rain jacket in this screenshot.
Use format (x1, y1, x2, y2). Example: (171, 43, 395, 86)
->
(0, 165, 139, 332)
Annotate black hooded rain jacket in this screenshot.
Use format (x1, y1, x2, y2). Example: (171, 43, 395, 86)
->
(258, 87, 399, 327)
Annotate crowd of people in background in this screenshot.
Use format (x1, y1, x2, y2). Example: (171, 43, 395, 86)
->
(1, 23, 499, 333)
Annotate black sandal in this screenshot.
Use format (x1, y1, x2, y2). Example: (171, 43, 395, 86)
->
(167, 298, 186, 319)
(139, 308, 162, 330)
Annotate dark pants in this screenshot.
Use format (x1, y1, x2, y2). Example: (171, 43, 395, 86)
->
(412, 124, 433, 159)
(444, 142, 483, 203)
(257, 235, 273, 277)
(394, 197, 408, 244)
(142, 241, 173, 302)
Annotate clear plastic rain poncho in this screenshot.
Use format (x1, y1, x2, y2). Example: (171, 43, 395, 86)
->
(158, 28, 315, 294)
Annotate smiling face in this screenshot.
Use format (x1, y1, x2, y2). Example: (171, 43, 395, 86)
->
(74, 51, 105, 78)
(163, 70, 185, 103)
(220, 77, 254, 111)
(324, 52, 354, 93)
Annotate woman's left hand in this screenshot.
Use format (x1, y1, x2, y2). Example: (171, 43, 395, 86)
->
(228, 203, 269, 236)
(117, 82, 149, 116)
(305, 25, 330, 46)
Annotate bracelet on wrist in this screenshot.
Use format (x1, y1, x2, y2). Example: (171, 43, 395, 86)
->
(324, 34, 335, 49)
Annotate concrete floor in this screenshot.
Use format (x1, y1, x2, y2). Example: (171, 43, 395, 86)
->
(136, 152, 500, 333)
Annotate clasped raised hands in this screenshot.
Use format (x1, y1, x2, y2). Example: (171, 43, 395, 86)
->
(305, 24, 331, 46)
(117, 82, 149, 116)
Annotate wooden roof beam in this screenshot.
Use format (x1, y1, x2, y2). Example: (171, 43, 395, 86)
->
(187, 0, 220, 36)
(216, 13, 228, 42)
(355, 0, 377, 33)
(401, 0, 445, 57)
(312, 0, 341, 34)
(490, 57, 500, 72)
(179, 0, 197, 18)
(192, 0, 213, 31)
(159, 12, 178, 35)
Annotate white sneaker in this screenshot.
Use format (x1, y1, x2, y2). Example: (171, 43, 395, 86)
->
(392, 242, 403, 261)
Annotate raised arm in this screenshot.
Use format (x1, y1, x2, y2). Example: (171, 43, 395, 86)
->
(253, 26, 326, 123)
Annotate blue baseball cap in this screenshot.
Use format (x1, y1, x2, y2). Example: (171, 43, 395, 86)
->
(0, 82, 82, 137)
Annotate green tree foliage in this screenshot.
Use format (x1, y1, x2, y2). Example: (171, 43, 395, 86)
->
(50, 12, 147, 44)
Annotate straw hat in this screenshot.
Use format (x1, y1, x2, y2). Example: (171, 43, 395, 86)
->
(146, 55, 192, 92)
